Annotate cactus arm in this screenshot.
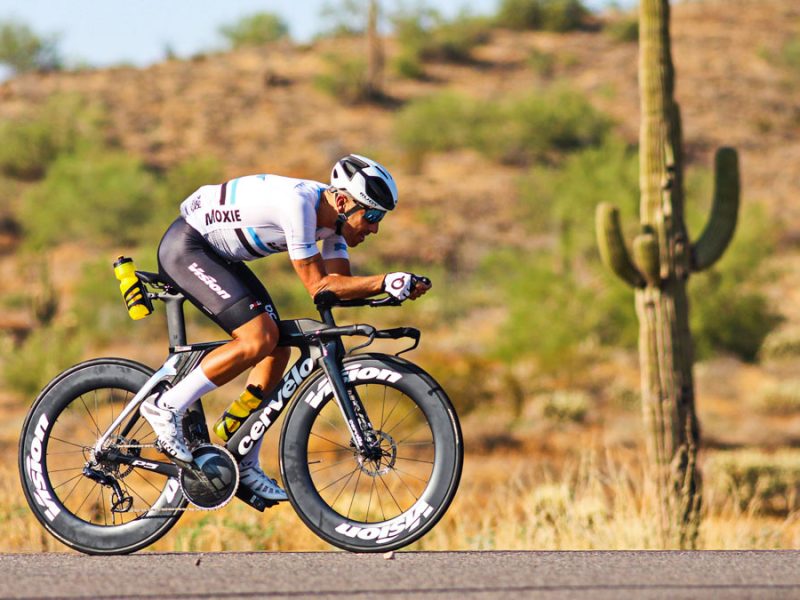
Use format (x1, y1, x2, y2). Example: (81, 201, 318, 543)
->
(690, 147, 740, 271)
(596, 202, 646, 288)
(633, 231, 661, 287)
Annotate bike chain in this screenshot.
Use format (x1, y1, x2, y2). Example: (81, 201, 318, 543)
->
(102, 443, 221, 513)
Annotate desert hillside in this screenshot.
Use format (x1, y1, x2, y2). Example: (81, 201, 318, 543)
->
(0, 0, 798, 416)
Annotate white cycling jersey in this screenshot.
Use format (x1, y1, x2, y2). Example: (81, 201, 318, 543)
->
(180, 174, 349, 263)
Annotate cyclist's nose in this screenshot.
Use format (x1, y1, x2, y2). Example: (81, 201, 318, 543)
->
(368, 221, 380, 234)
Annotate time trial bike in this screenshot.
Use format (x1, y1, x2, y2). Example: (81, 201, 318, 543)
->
(19, 268, 463, 555)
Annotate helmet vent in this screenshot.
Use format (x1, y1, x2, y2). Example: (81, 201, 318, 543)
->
(343, 155, 369, 179)
(365, 178, 394, 210)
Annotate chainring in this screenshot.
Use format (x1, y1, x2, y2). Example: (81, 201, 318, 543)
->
(179, 443, 240, 511)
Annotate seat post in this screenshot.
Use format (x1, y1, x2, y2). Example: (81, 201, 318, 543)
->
(163, 294, 188, 347)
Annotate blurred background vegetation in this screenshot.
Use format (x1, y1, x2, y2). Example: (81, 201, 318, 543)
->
(1, 0, 799, 550)
(0, 0, 787, 420)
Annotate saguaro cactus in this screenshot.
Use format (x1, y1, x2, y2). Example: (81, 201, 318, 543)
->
(595, 0, 740, 548)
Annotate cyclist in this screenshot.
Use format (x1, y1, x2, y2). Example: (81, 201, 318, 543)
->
(139, 154, 430, 502)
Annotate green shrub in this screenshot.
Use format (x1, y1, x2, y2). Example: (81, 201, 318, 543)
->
(528, 48, 557, 78)
(392, 9, 492, 77)
(781, 36, 800, 71)
(496, 0, 589, 32)
(0, 93, 107, 180)
(394, 92, 478, 157)
(20, 151, 157, 248)
(219, 13, 289, 49)
(483, 138, 640, 371)
(419, 13, 491, 63)
(314, 53, 372, 104)
(0, 19, 61, 73)
(484, 251, 634, 372)
(394, 87, 610, 165)
(605, 14, 638, 43)
(521, 137, 639, 265)
(393, 50, 426, 80)
(691, 276, 782, 362)
(689, 204, 782, 362)
(2, 325, 81, 397)
(142, 155, 225, 242)
(471, 87, 611, 164)
(0, 119, 60, 180)
(317, 0, 371, 38)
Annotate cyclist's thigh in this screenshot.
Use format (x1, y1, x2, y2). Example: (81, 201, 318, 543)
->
(227, 260, 281, 324)
(157, 218, 280, 334)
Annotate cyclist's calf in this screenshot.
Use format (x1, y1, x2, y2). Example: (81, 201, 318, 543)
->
(202, 314, 281, 385)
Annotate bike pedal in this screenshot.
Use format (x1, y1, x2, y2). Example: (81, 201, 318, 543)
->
(235, 486, 277, 512)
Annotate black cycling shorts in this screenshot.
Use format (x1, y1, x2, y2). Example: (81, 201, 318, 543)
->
(157, 217, 280, 334)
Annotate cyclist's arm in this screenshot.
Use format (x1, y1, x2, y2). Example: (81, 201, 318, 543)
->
(324, 257, 352, 277)
(293, 254, 383, 300)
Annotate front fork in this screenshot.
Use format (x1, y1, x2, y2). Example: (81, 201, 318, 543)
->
(317, 340, 379, 458)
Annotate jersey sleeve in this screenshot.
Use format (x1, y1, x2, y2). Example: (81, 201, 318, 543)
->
(321, 235, 349, 261)
(281, 190, 321, 260)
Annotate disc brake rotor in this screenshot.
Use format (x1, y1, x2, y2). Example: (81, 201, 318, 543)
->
(357, 431, 397, 476)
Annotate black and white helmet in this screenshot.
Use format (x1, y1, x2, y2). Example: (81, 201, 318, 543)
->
(330, 154, 399, 212)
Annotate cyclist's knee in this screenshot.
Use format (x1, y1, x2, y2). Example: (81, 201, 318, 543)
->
(238, 337, 276, 365)
(233, 315, 279, 365)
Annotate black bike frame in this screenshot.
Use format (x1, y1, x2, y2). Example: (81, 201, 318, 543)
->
(98, 276, 417, 507)
(155, 288, 377, 464)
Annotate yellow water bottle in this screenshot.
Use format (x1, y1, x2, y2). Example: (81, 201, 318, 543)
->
(213, 385, 264, 441)
(113, 256, 152, 320)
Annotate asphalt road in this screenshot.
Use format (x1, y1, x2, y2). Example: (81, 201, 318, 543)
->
(1, 551, 799, 599)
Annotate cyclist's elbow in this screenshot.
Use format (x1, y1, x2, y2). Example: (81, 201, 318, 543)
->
(308, 277, 337, 303)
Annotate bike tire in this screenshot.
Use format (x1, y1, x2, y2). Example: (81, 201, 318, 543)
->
(280, 354, 462, 552)
(18, 358, 187, 555)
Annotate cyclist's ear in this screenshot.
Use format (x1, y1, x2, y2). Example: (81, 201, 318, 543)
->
(334, 192, 349, 213)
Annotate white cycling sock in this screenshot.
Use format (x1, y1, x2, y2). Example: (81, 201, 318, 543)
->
(238, 436, 265, 469)
(157, 366, 218, 413)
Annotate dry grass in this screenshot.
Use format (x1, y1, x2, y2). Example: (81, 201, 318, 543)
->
(5, 442, 800, 553)
(4, 349, 800, 553)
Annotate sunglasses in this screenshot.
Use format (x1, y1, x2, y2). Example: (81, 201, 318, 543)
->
(362, 207, 386, 223)
(345, 202, 387, 224)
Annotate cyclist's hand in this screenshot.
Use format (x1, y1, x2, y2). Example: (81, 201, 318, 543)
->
(409, 274, 431, 300)
(383, 272, 431, 301)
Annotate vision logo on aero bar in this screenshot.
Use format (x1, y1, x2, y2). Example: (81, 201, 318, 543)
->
(188, 263, 232, 299)
(25, 414, 61, 522)
(335, 500, 434, 544)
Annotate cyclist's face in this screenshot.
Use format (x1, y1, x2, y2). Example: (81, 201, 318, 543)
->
(343, 200, 381, 247)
